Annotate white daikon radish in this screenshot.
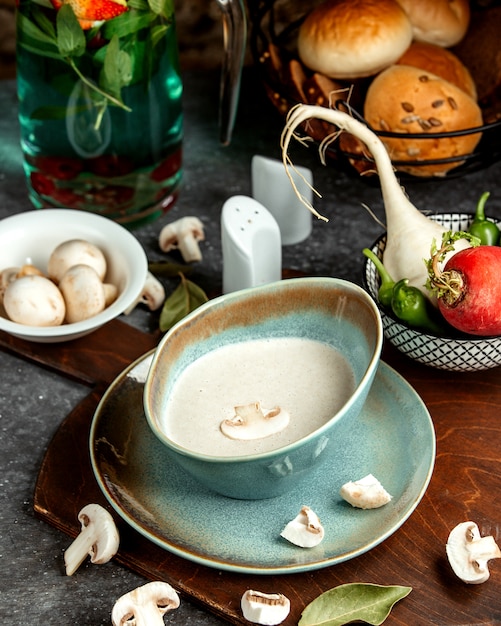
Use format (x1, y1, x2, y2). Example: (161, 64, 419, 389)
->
(280, 105, 450, 295)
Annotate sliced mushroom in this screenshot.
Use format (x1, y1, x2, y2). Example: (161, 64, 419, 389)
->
(340, 473, 392, 509)
(58, 264, 106, 323)
(241, 590, 290, 626)
(48, 239, 107, 283)
(64, 503, 119, 576)
(280, 505, 325, 548)
(159, 216, 205, 263)
(446, 521, 501, 584)
(3, 274, 66, 326)
(220, 402, 290, 440)
(111, 581, 180, 626)
(124, 271, 165, 314)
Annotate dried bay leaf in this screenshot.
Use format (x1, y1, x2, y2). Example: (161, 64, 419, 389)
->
(298, 583, 412, 626)
(159, 273, 208, 332)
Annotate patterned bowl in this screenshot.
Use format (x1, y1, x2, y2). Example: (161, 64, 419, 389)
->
(363, 212, 501, 371)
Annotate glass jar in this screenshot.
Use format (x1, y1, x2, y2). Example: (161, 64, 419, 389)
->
(16, 0, 183, 228)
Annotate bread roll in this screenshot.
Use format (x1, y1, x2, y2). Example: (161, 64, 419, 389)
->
(395, 0, 470, 47)
(298, 0, 413, 80)
(397, 41, 477, 100)
(364, 65, 483, 176)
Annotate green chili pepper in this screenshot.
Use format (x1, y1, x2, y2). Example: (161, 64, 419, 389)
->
(468, 191, 499, 246)
(362, 248, 395, 307)
(391, 278, 444, 334)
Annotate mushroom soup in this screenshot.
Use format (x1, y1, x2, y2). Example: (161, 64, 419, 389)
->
(162, 337, 356, 456)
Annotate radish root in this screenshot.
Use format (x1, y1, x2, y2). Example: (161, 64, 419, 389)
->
(280, 104, 449, 294)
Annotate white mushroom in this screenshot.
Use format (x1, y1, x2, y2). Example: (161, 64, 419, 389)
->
(111, 581, 180, 626)
(3, 274, 65, 326)
(48, 239, 107, 283)
(446, 521, 501, 584)
(64, 503, 119, 576)
(241, 590, 290, 626)
(16, 263, 44, 278)
(159, 216, 205, 263)
(103, 282, 119, 307)
(0, 266, 20, 303)
(58, 264, 106, 323)
(124, 271, 165, 314)
(220, 402, 290, 440)
(280, 505, 325, 548)
(340, 474, 392, 509)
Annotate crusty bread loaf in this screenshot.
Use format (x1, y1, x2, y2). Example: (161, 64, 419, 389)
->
(395, 0, 470, 47)
(397, 41, 477, 100)
(298, 0, 413, 80)
(364, 64, 483, 176)
(453, 7, 501, 122)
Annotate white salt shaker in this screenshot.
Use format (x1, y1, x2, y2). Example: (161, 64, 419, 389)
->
(221, 195, 282, 294)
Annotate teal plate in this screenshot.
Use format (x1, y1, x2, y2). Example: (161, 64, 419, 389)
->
(90, 353, 435, 575)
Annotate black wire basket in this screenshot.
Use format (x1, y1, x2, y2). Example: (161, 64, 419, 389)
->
(247, 0, 501, 181)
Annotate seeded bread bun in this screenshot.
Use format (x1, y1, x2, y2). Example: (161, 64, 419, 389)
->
(364, 65, 483, 176)
(397, 41, 477, 101)
(297, 0, 413, 80)
(395, 0, 470, 47)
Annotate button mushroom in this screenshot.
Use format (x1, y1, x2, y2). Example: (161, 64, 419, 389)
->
(48, 238, 107, 283)
(111, 581, 180, 626)
(159, 216, 205, 263)
(0, 266, 21, 303)
(340, 473, 393, 509)
(220, 402, 290, 440)
(280, 505, 325, 548)
(64, 503, 119, 576)
(446, 521, 501, 584)
(16, 263, 44, 278)
(58, 264, 107, 323)
(3, 274, 66, 326)
(241, 590, 290, 626)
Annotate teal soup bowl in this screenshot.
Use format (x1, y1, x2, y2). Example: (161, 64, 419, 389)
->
(144, 277, 383, 499)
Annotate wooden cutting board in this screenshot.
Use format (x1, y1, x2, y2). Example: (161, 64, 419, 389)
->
(2, 319, 501, 626)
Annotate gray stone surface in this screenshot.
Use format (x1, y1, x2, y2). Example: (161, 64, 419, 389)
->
(1, 69, 501, 624)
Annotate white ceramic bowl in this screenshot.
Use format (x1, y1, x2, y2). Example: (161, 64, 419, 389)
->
(363, 212, 501, 372)
(144, 277, 383, 500)
(0, 209, 148, 342)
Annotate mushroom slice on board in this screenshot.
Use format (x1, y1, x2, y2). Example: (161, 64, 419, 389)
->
(112, 581, 180, 626)
(340, 473, 393, 509)
(446, 521, 501, 584)
(241, 590, 290, 626)
(280, 505, 324, 548)
(64, 503, 119, 576)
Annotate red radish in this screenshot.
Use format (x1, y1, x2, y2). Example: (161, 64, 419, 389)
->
(428, 240, 501, 336)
